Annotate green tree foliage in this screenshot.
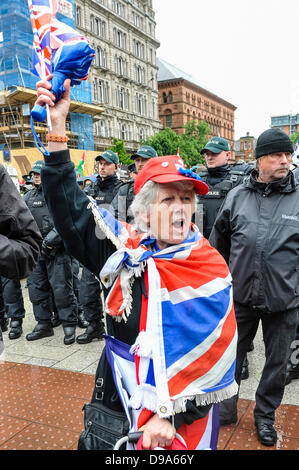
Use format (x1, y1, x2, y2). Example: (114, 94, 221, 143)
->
(142, 127, 180, 157)
(109, 138, 131, 165)
(143, 120, 210, 168)
(290, 132, 299, 147)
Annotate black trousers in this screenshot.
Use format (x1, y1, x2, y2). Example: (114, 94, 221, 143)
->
(0, 277, 25, 320)
(220, 302, 298, 425)
(79, 267, 104, 323)
(27, 252, 78, 326)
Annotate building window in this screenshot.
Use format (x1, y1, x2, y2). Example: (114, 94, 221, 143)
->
(96, 119, 111, 138)
(76, 6, 81, 26)
(133, 39, 145, 59)
(112, 1, 125, 17)
(165, 110, 172, 128)
(90, 15, 94, 33)
(97, 47, 107, 68)
(134, 64, 145, 84)
(149, 48, 153, 63)
(98, 80, 109, 103)
(94, 18, 106, 38)
(168, 91, 173, 103)
(136, 93, 147, 115)
(116, 87, 129, 110)
(119, 123, 130, 141)
(113, 28, 127, 49)
(162, 92, 167, 104)
(115, 56, 128, 77)
(152, 99, 156, 119)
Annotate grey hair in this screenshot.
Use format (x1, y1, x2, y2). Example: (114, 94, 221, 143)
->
(130, 180, 197, 233)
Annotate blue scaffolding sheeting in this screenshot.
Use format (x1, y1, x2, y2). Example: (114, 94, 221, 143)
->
(70, 113, 95, 151)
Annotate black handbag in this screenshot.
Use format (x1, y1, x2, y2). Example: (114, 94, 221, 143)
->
(77, 401, 130, 450)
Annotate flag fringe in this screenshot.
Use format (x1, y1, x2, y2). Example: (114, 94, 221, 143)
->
(129, 381, 238, 418)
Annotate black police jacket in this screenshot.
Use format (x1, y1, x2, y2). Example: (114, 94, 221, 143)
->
(41, 149, 212, 428)
(0, 165, 42, 279)
(197, 164, 250, 238)
(85, 174, 122, 207)
(209, 170, 299, 313)
(111, 179, 135, 223)
(23, 184, 55, 238)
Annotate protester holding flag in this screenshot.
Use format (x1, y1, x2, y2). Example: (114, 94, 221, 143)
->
(34, 77, 237, 450)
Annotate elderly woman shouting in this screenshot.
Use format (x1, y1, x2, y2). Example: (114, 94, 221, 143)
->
(35, 78, 237, 451)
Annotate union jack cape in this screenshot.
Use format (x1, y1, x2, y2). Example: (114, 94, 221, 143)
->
(88, 200, 238, 450)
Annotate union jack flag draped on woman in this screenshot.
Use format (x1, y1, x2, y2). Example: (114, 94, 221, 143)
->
(88, 199, 238, 450)
(28, 0, 94, 103)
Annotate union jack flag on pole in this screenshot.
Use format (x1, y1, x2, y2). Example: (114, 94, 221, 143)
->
(28, 0, 94, 126)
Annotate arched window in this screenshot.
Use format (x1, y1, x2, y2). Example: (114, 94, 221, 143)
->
(90, 15, 94, 32)
(165, 110, 172, 128)
(139, 128, 145, 141)
(162, 92, 167, 104)
(168, 91, 173, 103)
(76, 6, 81, 26)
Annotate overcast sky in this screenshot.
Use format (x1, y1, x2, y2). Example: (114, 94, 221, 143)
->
(152, 0, 299, 140)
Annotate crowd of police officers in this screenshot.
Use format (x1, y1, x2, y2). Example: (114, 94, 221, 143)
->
(0, 136, 298, 392)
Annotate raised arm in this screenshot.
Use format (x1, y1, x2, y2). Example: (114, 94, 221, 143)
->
(35, 77, 115, 276)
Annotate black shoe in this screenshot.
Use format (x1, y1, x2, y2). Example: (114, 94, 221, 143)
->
(285, 362, 299, 385)
(63, 325, 76, 345)
(255, 422, 277, 446)
(26, 322, 54, 341)
(241, 356, 249, 380)
(0, 316, 8, 332)
(51, 311, 61, 328)
(76, 321, 104, 344)
(8, 319, 23, 340)
(77, 310, 89, 329)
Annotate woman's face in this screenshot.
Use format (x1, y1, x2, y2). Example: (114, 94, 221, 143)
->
(147, 183, 195, 249)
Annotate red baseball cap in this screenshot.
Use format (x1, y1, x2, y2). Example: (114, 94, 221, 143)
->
(134, 155, 209, 195)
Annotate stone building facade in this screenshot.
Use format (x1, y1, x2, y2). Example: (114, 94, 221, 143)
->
(157, 58, 237, 154)
(75, 0, 161, 154)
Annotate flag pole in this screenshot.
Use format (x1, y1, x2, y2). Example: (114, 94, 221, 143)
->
(40, 50, 52, 131)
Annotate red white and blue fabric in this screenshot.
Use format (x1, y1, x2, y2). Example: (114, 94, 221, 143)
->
(88, 199, 238, 450)
(28, 0, 94, 100)
(104, 335, 220, 450)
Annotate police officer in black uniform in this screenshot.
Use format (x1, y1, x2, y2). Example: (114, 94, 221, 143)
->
(197, 137, 253, 239)
(24, 160, 78, 345)
(76, 150, 122, 344)
(111, 145, 158, 223)
(197, 137, 254, 379)
(0, 277, 26, 339)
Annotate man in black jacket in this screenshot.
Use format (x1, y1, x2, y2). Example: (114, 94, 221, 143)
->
(197, 137, 254, 379)
(24, 161, 78, 345)
(209, 128, 299, 446)
(0, 164, 42, 351)
(76, 150, 123, 344)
